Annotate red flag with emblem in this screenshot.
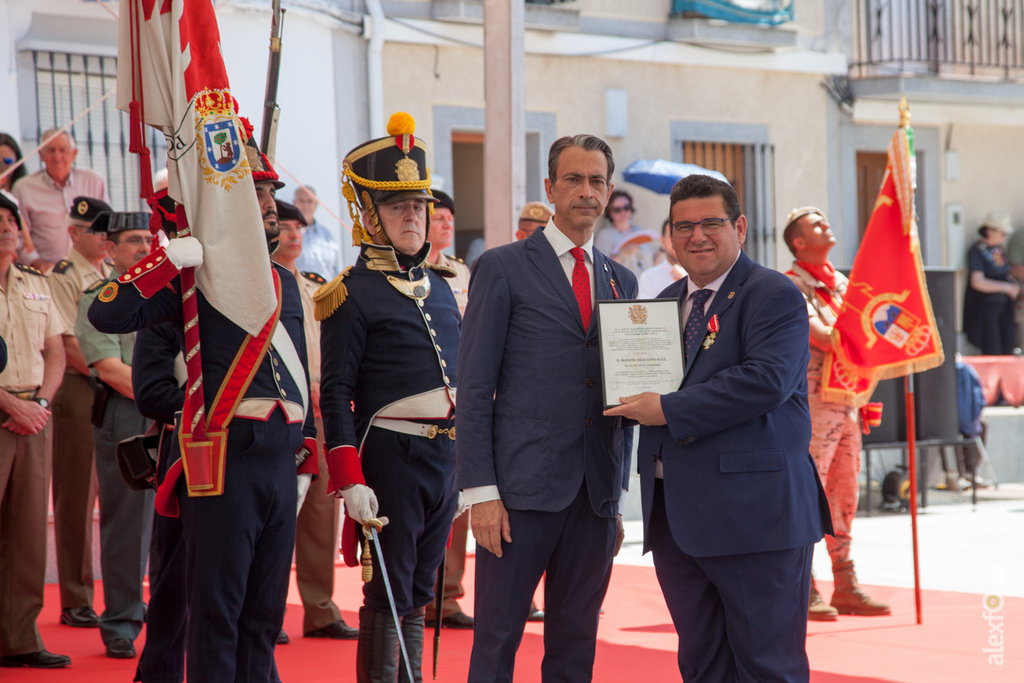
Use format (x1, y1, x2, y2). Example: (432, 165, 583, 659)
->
(828, 116, 943, 384)
(116, 0, 275, 336)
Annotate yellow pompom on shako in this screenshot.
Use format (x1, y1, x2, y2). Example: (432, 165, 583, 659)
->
(340, 112, 437, 247)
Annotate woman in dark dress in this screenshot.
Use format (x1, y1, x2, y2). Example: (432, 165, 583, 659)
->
(964, 213, 1019, 355)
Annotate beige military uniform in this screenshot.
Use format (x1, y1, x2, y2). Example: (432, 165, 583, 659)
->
(293, 269, 344, 634)
(46, 248, 109, 610)
(49, 247, 112, 334)
(437, 252, 470, 316)
(0, 264, 66, 389)
(0, 263, 65, 656)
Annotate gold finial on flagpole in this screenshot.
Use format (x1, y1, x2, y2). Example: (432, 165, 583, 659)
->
(899, 95, 911, 129)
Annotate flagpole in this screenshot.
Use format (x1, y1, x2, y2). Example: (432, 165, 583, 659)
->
(904, 374, 922, 624)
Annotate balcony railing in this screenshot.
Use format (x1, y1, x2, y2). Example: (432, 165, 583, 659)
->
(851, 0, 1024, 80)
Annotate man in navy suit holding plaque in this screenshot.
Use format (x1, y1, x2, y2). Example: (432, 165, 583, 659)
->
(457, 134, 637, 682)
(606, 174, 832, 683)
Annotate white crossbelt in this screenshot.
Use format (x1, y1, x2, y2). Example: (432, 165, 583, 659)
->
(371, 418, 455, 440)
(271, 322, 309, 419)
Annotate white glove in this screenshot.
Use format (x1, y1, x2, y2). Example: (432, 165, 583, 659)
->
(296, 473, 312, 517)
(166, 236, 203, 269)
(454, 491, 469, 519)
(341, 483, 379, 525)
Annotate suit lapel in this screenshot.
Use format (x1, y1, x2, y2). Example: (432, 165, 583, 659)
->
(526, 229, 587, 333)
(682, 252, 753, 375)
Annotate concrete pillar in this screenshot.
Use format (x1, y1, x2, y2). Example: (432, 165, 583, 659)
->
(483, 0, 526, 248)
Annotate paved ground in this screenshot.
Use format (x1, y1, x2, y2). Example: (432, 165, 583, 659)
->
(614, 482, 1024, 599)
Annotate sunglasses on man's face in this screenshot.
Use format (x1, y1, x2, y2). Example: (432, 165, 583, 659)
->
(610, 206, 632, 214)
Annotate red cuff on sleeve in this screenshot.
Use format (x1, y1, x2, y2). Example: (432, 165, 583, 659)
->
(325, 444, 364, 495)
(117, 249, 179, 298)
(297, 437, 320, 480)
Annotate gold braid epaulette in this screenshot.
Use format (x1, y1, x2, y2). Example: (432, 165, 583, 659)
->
(426, 261, 457, 278)
(313, 266, 353, 321)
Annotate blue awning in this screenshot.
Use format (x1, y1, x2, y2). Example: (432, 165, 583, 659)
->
(673, 0, 794, 27)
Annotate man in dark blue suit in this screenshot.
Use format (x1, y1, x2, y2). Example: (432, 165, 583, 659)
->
(606, 174, 832, 682)
(458, 134, 637, 682)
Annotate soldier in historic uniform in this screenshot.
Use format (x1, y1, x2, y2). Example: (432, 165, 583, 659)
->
(48, 196, 112, 627)
(317, 112, 461, 682)
(87, 133, 317, 682)
(75, 211, 157, 658)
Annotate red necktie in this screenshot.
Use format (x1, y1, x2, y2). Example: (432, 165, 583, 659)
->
(570, 247, 592, 329)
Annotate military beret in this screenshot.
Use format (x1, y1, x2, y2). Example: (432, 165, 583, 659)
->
(276, 199, 308, 227)
(519, 201, 553, 223)
(70, 196, 113, 224)
(431, 190, 455, 215)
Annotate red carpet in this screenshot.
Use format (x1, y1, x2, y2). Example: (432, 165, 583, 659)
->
(6, 558, 1020, 682)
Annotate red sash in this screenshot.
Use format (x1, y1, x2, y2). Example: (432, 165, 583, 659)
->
(156, 270, 283, 516)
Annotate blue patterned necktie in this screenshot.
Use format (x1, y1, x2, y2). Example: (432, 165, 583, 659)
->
(684, 289, 712, 361)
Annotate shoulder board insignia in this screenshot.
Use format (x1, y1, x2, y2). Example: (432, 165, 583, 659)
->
(426, 262, 457, 279)
(301, 271, 327, 285)
(14, 263, 46, 276)
(84, 279, 107, 294)
(52, 259, 72, 274)
(313, 266, 352, 321)
(453, 256, 465, 264)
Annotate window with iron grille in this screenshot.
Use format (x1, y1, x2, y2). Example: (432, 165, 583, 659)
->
(677, 135, 776, 269)
(22, 50, 167, 211)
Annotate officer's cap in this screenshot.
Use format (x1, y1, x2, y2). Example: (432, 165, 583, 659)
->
(70, 196, 113, 226)
(0, 190, 21, 230)
(276, 199, 307, 227)
(519, 201, 553, 224)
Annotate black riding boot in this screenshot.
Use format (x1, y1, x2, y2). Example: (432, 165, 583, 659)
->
(357, 607, 401, 683)
(398, 607, 424, 683)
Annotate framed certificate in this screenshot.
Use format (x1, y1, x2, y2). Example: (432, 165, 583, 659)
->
(596, 299, 684, 409)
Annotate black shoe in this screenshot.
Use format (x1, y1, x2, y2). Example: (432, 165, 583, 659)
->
(59, 606, 100, 627)
(305, 619, 358, 639)
(441, 611, 474, 629)
(527, 607, 545, 622)
(277, 629, 290, 645)
(105, 638, 136, 659)
(0, 650, 72, 668)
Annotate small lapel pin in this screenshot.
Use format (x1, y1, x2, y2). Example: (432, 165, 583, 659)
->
(727, 291, 735, 300)
(603, 262, 609, 272)
(610, 278, 620, 299)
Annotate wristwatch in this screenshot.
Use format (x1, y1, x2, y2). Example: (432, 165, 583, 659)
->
(32, 397, 50, 409)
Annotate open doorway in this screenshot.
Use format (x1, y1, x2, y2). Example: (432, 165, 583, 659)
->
(451, 132, 484, 260)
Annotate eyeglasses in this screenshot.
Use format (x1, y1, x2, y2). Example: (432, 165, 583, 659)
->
(114, 235, 155, 246)
(610, 206, 633, 214)
(670, 217, 737, 237)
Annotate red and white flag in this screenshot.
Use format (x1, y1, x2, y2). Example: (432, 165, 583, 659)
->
(116, 0, 274, 335)
(826, 112, 943, 399)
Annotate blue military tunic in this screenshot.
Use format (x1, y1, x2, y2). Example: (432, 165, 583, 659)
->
(88, 258, 313, 683)
(318, 242, 460, 615)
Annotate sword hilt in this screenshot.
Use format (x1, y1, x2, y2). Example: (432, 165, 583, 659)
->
(360, 517, 388, 584)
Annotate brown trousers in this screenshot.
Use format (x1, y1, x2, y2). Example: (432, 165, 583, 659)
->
(51, 371, 98, 609)
(425, 512, 469, 620)
(0, 411, 52, 656)
(295, 417, 343, 633)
